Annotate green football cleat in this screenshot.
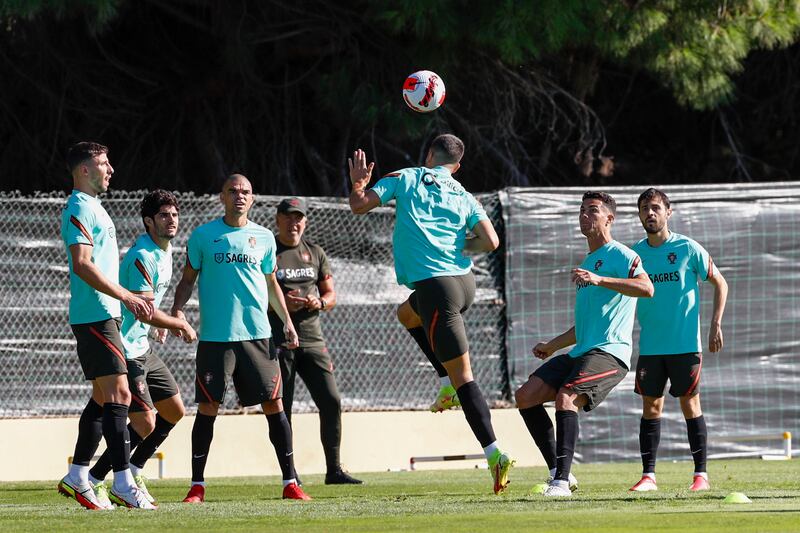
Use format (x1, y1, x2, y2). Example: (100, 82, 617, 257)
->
(429, 385, 460, 413)
(133, 474, 156, 505)
(488, 450, 515, 495)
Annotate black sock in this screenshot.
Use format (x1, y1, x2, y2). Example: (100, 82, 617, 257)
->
(519, 405, 556, 470)
(554, 410, 579, 482)
(686, 415, 708, 473)
(131, 415, 175, 469)
(191, 413, 216, 483)
(90, 423, 143, 480)
(640, 417, 661, 474)
(407, 326, 448, 378)
(102, 402, 131, 472)
(72, 399, 104, 466)
(319, 408, 342, 473)
(456, 381, 496, 448)
(266, 412, 296, 481)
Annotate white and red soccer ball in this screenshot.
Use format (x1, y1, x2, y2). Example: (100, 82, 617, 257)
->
(402, 70, 446, 113)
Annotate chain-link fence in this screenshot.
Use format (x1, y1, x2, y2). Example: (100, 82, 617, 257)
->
(0, 191, 506, 417)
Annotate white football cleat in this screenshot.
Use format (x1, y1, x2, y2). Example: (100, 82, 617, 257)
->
(548, 468, 579, 491)
(543, 479, 572, 497)
(109, 485, 157, 510)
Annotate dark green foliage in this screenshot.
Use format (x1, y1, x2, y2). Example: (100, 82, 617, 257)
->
(0, 0, 798, 193)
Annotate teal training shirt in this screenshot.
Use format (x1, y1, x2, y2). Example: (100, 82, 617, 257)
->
(119, 234, 173, 359)
(570, 240, 646, 368)
(187, 218, 276, 342)
(60, 190, 122, 324)
(633, 232, 714, 355)
(371, 166, 488, 288)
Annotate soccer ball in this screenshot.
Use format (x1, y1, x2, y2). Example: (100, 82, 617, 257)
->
(402, 70, 446, 113)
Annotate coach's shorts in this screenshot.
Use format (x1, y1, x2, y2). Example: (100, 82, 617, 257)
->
(634, 353, 702, 398)
(128, 349, 181, 413)
(408, 273, 476, 363)
(71, 318, 127, 380)
(195, 338, 280, 407)
(533, 349, 628, 412)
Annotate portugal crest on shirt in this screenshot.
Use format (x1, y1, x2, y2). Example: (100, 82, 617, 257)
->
(301, 251, 311, 263)
(249, 236, 256, 248)
(667, 252, 677, 265)
(594, 259, 603, 271)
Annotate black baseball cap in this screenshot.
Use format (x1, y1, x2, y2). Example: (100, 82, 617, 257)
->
(277, 197, 307, 216)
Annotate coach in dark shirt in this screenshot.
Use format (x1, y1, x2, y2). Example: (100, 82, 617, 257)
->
(267, 197, 362, 485)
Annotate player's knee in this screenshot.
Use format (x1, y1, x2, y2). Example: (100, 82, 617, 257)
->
(555, 389, 581, 411)
(114, 387, 132, 407)
(397, 301, 420, 328)
(319, 394, 341, 416)
(197, 401, 220, 417)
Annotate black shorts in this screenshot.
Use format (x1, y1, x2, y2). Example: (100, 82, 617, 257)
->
(533, 349, 628, 412)
(278, 345, 333, 374)
(128, 349, 181, 413)
(408, 273, 476, 363)
(71, 318, 127, 380)
(634, 353, 702, 398)
(195, 338, 281, 407)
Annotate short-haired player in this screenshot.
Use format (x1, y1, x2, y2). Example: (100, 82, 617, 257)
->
(515, 191, 654, 497)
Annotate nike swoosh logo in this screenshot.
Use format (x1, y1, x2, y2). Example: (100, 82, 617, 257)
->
(214, 238, 223, 242)
(124, 440, 130, 445)
(193, 454, 206, 459)
(285, 452, 293, 456)
(556, 455, 566, 459)
(691, 449, 702, 454)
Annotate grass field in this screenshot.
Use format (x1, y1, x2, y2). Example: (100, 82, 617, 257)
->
(1, 459, 798, 532)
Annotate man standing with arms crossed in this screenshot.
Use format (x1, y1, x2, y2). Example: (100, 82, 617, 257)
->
(349, 134, 515, 495)
(515, 191, 653, 497)
(172, 174, 310, 502)
(88, 190, 197, 506)
(629, 188, 728, 492)
(269, 197, 362, 484)
(58, 142, 156, 510)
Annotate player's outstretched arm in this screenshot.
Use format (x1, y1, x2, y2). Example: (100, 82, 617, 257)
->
(464, 220, 500, 254)
(707, 268, 728, 352)
(266, 272, 299, 349)
(69, 243, 154, 320)
(532, 326, 576, 360)
(572, 269, 654, 298)
(348, 149, 380, 215)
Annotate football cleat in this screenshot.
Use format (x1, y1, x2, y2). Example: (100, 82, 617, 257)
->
(92, 481, 115, 510)
(182, 484, 205, 503)
(629, 475, 658, 492)
(429, 385, 460, 413)
(543, 479, 572, 497)
(488, 450, 515, 495)
(282, 482, 311, 500)
(689, 474, 710, 491)
(325, 467, 363, 485)
(57, 475, 110, 510)
(133, 474, 156, 505)
(547, 468, 579, 492)
(109, 485, 157, 510)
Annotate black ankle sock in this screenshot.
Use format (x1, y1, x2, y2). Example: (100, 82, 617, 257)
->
(266, 412, 296, 481)
(90, 423, 143, 480)
(455, 381, 496, 448)
(554, 410, 579, 482)
(72, 399, 104, 466)
(686, 415, 707, 473)
(407, 327, 448, 378)
(131, 414, 175, 469)
(191, 413, 216, 483)
(519, 405, 556, 470)
(640, 417, 661, 474)
(102, 402, 131, 472)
